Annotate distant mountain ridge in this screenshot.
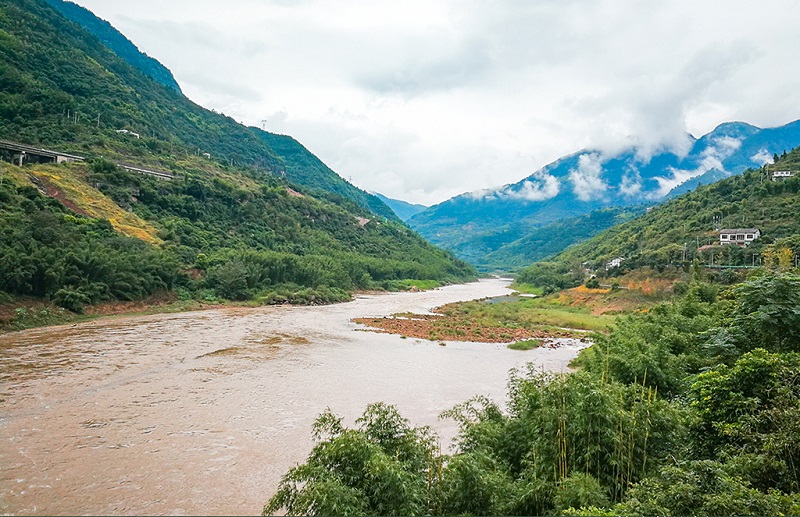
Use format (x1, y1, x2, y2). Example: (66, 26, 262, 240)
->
(372, 193, 428, 222)
(409, 119, 800, 268)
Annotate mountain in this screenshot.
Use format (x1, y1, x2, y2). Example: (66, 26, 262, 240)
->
(43, 0, 182, 93)
(372, 192, 428, 222)
(409, 120, 800, 268)
(666, 120, 800, 197)
(516, 146, 800, 289)
(0, 0, 396, 221)
(0, 0, 474, 315)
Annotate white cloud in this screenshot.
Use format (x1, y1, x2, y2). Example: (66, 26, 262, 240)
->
(652, 136, 743, 197)
(72, 0, 800, 204)
(569, 153, 608, 201)
(751, 148, 774, 166)
(468, 170, 560, 202)
(619, 170, 643, 197)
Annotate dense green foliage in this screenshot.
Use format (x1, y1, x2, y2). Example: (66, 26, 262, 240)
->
(0, 176, 178, 312)
(517, 147, 800, 289)
(264, 403, 441, 516)
(265, 273, 800, 515)
(0, 0, 393, 218)
(43, 0, 182, 92)
(0, 160, 474, 313)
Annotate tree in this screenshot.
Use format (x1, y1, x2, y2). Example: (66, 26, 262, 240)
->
(263, 403, 439, 516)
(689, 349, 800, 492)
(706, 273, 800, 355)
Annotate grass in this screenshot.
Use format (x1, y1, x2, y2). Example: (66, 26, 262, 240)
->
(439, 297, 615, 332)
(510, 283, 545, 295)
(355, 285, 661, 344)
(0, 294, 257, 334)
(507, 339, 542, 351)
(385, 279, 443, 291)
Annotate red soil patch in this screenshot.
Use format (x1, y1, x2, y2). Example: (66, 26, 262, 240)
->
(353, 314, 575, 343)
(36, 176, 93, 217)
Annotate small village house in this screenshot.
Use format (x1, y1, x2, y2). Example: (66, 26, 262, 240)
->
(771, 170, 795, 180)
(605, 257, 624, 270)
(719, 228, 761, 246)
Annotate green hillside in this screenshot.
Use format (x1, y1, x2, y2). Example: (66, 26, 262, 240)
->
(476, 206, 646, 272)
(517, 148, 800, 289)
(0, 0, 474, 320)
(0, 0, 394, 219)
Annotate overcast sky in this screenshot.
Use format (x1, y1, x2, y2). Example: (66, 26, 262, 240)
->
(73, 0, 800, 205)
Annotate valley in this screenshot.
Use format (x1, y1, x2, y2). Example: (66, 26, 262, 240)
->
(1, 0, 800, 516)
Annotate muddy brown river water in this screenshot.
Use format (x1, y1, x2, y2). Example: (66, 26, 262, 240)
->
(0, 279, 588, 515)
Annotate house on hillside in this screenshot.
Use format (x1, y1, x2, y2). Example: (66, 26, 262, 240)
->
(115, 129, 140, 139)
(771, 170, 795, 180)
(605, 257, 624, 270)
(719, 228, 761, 246)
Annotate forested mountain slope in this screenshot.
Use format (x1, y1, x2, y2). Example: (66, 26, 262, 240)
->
(0, 0, 395, 220)
(477, 206, 646, 272)
(43, 0, 182, 93)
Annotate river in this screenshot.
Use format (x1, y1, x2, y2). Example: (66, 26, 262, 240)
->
(0, 278, 587, 515)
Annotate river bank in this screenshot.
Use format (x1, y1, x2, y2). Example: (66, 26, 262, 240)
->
(0, 278, 589, 515)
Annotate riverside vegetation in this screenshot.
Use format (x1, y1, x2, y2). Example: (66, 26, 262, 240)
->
(265, 272, 800, 516)
(0, 158, 474, 327)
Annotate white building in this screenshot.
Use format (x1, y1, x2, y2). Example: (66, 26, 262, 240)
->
(719, 228, 761, 246)
(772, 170, 795, 180)
(605, 257, 624, 270)
(115, 129, 140, 139)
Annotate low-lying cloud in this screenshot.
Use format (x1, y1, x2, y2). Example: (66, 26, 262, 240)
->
(469, 170, 560, 202)
(569, 153, 608, 201)
(751, 148, 774, 166)
(652, 135, 742, 197)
